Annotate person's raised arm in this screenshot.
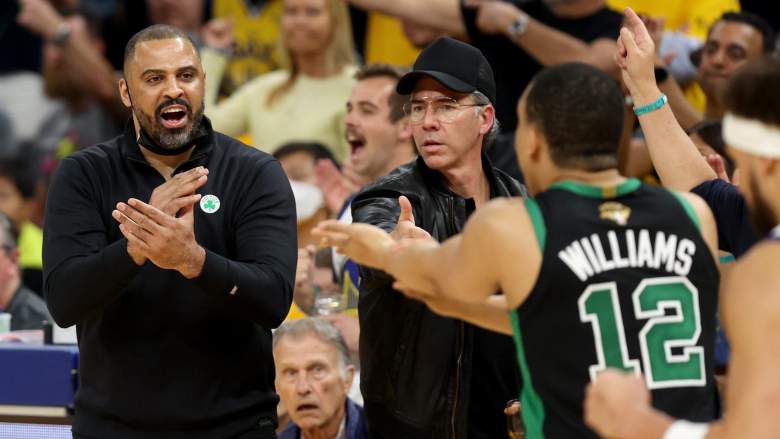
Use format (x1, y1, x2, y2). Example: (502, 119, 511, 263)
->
(617, 8, 715, 191)
(468, 0, 618, 77)
(17, 0, 127, 123)
(346, 0, 466, 37)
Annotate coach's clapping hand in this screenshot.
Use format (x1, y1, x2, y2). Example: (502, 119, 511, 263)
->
(118, 167, 208, 266)
(390, 196, 432, 241)
(112, 198, 206, 278)
(149, 166, 209, 216)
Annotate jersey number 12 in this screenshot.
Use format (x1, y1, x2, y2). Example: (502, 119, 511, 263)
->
(578, 276, 706, 389)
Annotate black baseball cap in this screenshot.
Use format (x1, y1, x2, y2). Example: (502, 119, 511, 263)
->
(396, 37, 496, 104)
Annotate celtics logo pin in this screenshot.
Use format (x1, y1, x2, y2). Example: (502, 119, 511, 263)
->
(200, 194, 220, 214)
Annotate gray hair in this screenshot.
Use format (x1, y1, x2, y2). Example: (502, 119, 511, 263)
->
(273, 318, 352, 374)
(0, 211, 17, 250)
(471, 91, 500, 149)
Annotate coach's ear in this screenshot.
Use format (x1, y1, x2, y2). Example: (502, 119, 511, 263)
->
(119, 77, 132, 109)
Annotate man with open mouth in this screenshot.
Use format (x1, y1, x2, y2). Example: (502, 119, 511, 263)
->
(43, 24, 297, 439)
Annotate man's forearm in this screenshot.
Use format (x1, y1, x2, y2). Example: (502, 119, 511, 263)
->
(347, 0, 465, 36)
(62, 26, 126, 122)
(513, 21, 618, 76)
(44, 239, 141, 328)
(194, 250, 294, 328)
(632, 83, 716, 191)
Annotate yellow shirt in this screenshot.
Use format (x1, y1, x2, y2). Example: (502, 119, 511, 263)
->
(204, 48, 356, 161)
(607, 0, 739, 113)
(364, 13, 420, 66)
(18, 221, 43, 270)
(606, 0, 739, 39)
(212, 0, 284, 96)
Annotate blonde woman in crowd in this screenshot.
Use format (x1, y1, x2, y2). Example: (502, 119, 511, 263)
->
(203, 0, 357, 160)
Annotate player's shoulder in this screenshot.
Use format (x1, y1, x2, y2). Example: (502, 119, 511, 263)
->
(471, 197, 533, 236)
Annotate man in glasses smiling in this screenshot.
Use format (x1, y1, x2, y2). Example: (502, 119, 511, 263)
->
(345, 37, 527, 439)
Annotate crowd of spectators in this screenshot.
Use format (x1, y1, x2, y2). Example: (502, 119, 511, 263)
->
(1, 0, 778, 437)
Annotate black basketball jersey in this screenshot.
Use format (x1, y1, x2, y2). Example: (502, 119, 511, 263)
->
(511, 179, 720, 439)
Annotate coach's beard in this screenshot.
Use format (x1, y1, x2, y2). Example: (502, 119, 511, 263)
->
(133, 99, 205, 156)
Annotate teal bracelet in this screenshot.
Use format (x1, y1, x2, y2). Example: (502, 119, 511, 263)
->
(633, 94, 668, 116)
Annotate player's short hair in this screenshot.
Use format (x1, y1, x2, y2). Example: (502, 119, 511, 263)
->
(524, 63, 624, 172)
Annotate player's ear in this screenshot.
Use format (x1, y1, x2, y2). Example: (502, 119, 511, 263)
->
(527, 124, 545, 163)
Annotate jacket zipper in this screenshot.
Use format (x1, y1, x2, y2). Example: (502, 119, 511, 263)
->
(448, 196, 464, 438)
(452, 321, 464, 438)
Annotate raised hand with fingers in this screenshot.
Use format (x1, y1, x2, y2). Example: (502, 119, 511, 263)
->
(615, 7, 658, 100)
(112, 198, 205, 278)
(16, 0, 65, 40)
(390, 196, 432, 241)
(315, 159, 355, 214)
(293, 245, 317, 313)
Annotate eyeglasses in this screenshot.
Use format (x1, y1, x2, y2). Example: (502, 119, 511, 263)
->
(403, 97, 486, 124)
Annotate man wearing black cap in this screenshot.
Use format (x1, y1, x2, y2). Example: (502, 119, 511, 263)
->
(348, 37, 526, 438)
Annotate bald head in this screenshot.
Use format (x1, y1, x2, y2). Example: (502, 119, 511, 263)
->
(123, 24, 199, 75)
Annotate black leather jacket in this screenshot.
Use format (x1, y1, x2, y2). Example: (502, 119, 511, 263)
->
(352, 155, 527, 439)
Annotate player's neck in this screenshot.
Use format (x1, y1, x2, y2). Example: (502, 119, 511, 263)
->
(552, 168, 626, 188)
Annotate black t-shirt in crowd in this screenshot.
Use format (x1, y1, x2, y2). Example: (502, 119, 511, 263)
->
(460, 0, 623, 131)
(691, 178, 758, 258)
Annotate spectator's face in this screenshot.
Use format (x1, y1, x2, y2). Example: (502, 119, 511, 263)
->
(146, 0, 204, 31)
(698, 21, 764, 101)
(409, 77, 488, 173)
(274, 334, 353, 433)
(279, 151, 318, 185)
(345, 77, 406, 181)
(282, 0, 332, 57)
(0, 177, 27, 227)
(120, 38, 206, 151)
(0, 238, 19, 288)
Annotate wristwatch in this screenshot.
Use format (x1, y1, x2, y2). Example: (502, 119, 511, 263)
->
(507, 13, 530, 39)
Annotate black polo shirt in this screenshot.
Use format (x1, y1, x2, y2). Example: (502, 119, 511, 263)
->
(43, 117, 297, 439)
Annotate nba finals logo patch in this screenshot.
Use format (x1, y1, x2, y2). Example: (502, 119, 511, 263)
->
(599, 202, 631, 226)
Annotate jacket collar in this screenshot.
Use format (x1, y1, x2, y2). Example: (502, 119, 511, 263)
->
(119, 115, 215, 166)
(281, 399, 364, 439)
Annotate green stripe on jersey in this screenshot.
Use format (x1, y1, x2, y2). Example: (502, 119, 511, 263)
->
(670, 192, 701, 231)
(524, 198, 546, 251)
(549, 178, 641, 199)
(510, 311, 546, 439)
